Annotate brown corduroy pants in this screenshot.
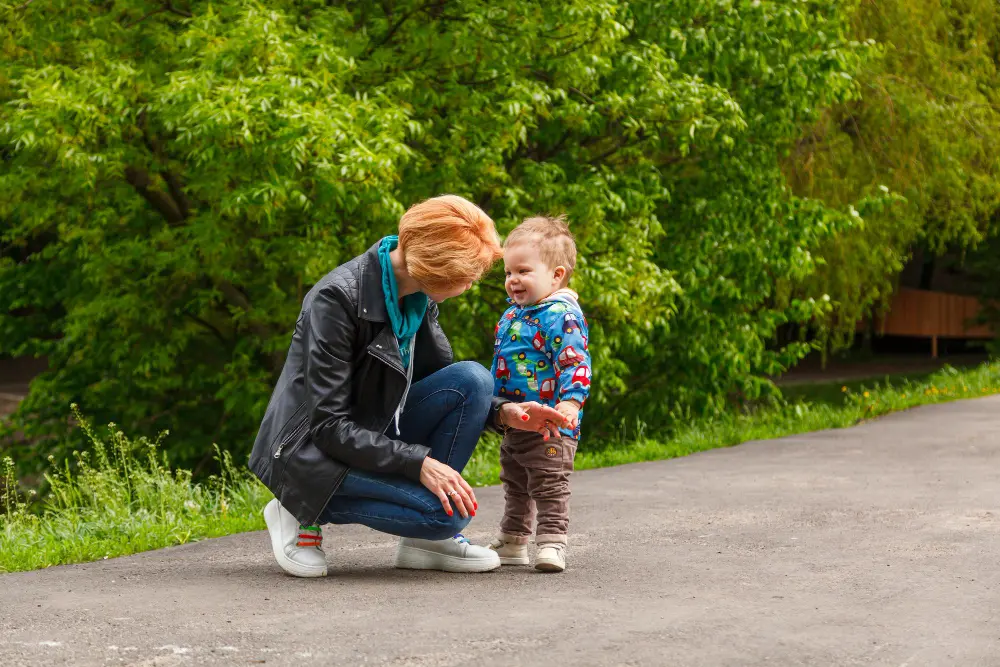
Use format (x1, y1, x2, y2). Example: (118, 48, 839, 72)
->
(499, 429, 578, 545)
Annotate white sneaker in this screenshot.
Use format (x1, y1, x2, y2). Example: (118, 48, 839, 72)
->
(395, 534, 501, 573)
(263, 498, 328, 578)
(535, 542, 566, 573)
(488, 534, 529, 566)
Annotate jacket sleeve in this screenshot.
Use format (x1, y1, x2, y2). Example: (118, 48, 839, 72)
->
(418, 300, 454, 379)
(304, 285, 430, 481)
(485, 396, 511, 434)
(546, 307, 592, 406)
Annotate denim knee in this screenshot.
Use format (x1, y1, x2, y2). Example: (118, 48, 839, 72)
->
(421, 510, 472, 541)
(452, 360, 493, 403)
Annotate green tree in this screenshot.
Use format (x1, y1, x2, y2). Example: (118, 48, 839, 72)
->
(786, 0, 1000, 347)
(2, 0, 870, 472)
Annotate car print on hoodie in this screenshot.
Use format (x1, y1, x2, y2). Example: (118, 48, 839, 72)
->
(491, 288, 592, 439)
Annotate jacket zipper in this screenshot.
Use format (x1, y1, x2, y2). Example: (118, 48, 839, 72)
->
(366, 335, 413, 436)
(273, 416, 309, 459)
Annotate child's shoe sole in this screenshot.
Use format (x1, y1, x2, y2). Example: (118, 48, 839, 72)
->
(534, 556, 566, 573)
(535, 560, 565, 573)
(499, 556, 530, 566)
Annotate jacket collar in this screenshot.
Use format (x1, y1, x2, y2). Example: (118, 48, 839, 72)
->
(358, 242, 388, 322)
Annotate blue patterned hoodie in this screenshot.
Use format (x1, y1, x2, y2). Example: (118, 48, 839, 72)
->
(490, 288, 592, 439)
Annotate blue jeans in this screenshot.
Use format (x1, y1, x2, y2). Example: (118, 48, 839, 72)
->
(317, 361, 493, 540)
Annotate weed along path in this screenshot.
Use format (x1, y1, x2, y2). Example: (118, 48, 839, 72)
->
(3, 397, 1000, 666)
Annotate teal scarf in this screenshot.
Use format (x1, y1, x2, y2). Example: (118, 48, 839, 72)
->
(377, 236, 428, 370)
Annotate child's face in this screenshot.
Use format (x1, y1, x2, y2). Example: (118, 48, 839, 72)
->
(503, 242, 564, 306)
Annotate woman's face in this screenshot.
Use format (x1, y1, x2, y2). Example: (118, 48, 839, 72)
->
(425, 281, 473, 303)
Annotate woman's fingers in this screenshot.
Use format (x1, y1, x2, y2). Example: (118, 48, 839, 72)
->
(448, 472, 475, 518)
(449, 486, 471, 519)
(434, 488, 454, 517)
(458, 477, 478, 510)
(504, 403, 531, 423)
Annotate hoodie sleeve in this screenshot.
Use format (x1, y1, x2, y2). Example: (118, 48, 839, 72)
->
(544, 305, 592, 406)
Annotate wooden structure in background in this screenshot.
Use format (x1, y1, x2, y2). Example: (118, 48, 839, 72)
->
(870, 288, 993, 357)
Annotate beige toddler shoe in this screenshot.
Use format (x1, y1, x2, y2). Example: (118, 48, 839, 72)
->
(487, 534, 529, 565)
(535, 541, 567, 573)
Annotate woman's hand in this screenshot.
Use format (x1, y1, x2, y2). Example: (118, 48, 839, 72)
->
(419, 456, 477, 519)
(499, 401, 570, 441)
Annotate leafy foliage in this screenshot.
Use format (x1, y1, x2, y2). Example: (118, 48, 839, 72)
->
(786, 0, 1000, 347)
(2, 0, 873, 470)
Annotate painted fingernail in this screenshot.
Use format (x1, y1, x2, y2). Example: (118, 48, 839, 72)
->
(521, 414, 529, 421)
(447, 509, 453, 516)
(471, 510, 476, 517)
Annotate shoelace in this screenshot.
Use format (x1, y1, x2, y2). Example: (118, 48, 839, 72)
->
(296, 524, 322, 548)
(452, 533, 469, 545)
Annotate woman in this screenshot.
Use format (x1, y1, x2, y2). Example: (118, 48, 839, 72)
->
(249, 195, 569, 577)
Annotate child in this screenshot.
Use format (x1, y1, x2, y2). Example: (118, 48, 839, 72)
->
(488, 216, 592, 573)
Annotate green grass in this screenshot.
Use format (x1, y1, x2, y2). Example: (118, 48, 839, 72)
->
(778, 370, 936, 406)
(1, 407, 271, 574)
(3, 361, 1000, 573)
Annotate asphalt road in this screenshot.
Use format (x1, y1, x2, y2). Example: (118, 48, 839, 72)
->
(3, 397, 1000, 666)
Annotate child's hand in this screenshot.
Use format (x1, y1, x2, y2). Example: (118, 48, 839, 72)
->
(555, 400, 581, 431)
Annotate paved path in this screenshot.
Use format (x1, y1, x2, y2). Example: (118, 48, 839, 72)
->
(3, 398, 1000, 666)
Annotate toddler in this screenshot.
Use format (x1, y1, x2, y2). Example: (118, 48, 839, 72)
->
(488, 216, 592, 573)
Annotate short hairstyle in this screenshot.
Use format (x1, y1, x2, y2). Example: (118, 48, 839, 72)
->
(505, 215, 577, 282)
(398, 195, 503, 292)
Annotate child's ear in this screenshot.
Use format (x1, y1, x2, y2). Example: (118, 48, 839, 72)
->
(553, 265, 567, 284)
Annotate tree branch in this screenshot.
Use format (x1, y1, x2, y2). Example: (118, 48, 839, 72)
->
(123, 1, 191, 28)
(363, 0, 448, 56)
(165, 1, 192, 17)
(124, 7, 167, 27)
(137, 110, 193, 217)
(216, 281, 283, 372)
(184, 311, 231, 347)
(161, 171, 191, 218)
(124, 167, 185, 224)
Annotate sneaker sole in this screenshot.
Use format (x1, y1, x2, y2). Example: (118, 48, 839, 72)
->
(534, 559, 565, 573)
(500, 556, 531, 565)
(263, 501, 328, 578)
(395, 545, 501, 573)
(499, 556, 530, 566)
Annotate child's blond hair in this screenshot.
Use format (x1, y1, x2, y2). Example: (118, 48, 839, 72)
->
(505, 215, 577, 285)
(399, 195, 503, 292)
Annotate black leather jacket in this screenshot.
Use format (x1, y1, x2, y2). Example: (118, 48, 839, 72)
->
(248, 242, 507, 525)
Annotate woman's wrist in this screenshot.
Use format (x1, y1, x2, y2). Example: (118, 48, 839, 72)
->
(496, 403, 512, 431)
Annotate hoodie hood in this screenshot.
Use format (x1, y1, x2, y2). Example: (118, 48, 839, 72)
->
(542, 288, 580, 308)
(508, 288, 582, 314)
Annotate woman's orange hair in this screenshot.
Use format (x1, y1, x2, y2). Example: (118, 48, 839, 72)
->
(398, 195, 503, 292)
